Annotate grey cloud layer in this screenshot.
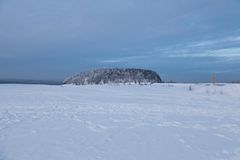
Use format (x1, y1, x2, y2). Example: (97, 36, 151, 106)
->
(0, 0, 240, 81)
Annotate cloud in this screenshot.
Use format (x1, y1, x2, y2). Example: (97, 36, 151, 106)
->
(168, 47, 240, 58)
(0, 0, 240, 81)
(188, 36, 240, 47)
(101, 35, 240, 64)
(101, 55, 150, 63)
(145, 35, 240, 61)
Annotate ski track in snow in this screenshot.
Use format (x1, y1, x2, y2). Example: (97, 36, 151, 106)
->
(0, 83, 240, 160)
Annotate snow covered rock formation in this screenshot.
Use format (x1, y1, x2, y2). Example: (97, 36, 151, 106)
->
(64, 68, 162, 85)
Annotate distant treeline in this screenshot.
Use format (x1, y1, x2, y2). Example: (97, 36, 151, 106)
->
(0, 79, 63, 85)
(0, 78, 239, 85)
(231, 81, 240, 83)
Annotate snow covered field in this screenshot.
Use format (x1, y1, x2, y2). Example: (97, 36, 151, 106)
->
(0, 83, 240, 160)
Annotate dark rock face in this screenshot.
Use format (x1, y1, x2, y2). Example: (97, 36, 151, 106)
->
(64, 68, 162, 85)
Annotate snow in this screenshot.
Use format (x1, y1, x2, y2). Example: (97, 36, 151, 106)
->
(0, 83, 240, 160)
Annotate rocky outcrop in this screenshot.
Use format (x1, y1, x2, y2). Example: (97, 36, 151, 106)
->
(64, 68, 162, 85)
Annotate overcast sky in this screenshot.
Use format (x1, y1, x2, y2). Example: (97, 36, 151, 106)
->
(0, 0, 240, 82)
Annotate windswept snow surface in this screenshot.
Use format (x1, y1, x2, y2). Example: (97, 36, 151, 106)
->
(0, 84, 240, 160)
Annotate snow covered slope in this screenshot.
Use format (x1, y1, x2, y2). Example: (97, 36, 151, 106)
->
(0, 84, 240, 160)
(63, 68, 162, 85)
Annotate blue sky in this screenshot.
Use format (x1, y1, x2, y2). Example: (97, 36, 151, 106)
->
(0, 0, 240, 82)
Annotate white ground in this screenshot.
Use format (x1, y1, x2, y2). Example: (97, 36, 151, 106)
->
(0, 83, 240, 160)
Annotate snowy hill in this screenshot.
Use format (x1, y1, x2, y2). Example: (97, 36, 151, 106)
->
(64, 68, 162, 85)
(0, 83, 240, 160)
